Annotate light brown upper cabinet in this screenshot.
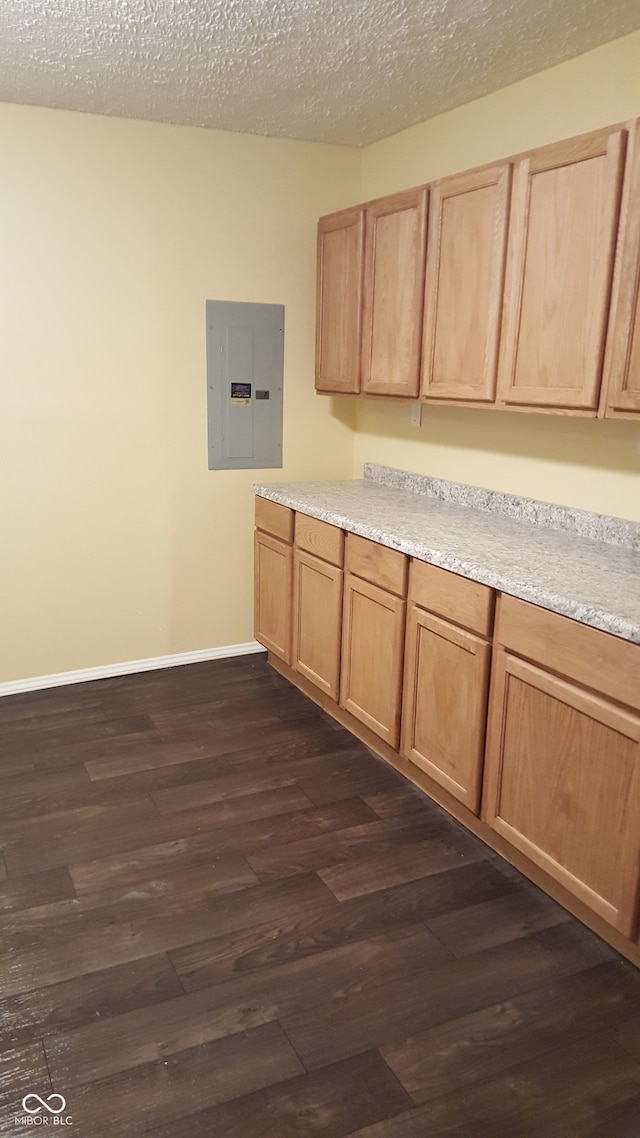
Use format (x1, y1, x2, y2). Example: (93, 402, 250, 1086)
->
(315, 207, 365, 394)
(497, 125, 627, 412)
(421, 163, 512, 404)
(601, 119, 640, 418)
(361, 187, 429, 399)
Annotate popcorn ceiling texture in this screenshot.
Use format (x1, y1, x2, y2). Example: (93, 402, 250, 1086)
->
(0, 0, 639, 146)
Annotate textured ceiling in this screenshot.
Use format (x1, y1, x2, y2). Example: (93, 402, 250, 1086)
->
(0, 0, 639, 146)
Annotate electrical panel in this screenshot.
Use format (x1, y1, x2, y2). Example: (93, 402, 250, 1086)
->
(206, 300, 284, 470)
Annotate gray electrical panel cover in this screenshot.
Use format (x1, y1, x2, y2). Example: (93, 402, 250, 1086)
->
(206, 300, 284, 470)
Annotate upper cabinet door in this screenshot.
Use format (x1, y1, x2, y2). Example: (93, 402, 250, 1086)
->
(497, 126, 627, 412)
(422, 163, 512, 404)
(315, 207, 365, 394)
(602, 120, 640, 417)
(361, 188, 428, 399)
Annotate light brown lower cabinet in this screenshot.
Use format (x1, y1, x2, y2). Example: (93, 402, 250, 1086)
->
(255, 499, 640, 962)
(482, 599, 640, 938)
(254, 530, 293, 665)
(401, 605, 491, 813)
(340, 571, 406, 748)
(292, 548, 342, 699)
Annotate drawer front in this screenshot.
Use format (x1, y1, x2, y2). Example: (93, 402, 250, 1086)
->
(295, 513, 344, 567)
(255, 497, 294, 543)
(409, 559, 494, 638)
(345, 533, 407, 597)
(497, 594, 640, 713)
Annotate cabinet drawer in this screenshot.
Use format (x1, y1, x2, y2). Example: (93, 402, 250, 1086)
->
(295, 513, 344, 567)
(346, 533, 407, 597)
(497, 594, 640, 712)
(409, 559, 494, 637)
(255, 497, 294, 543)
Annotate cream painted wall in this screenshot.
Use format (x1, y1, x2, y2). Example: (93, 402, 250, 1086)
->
(355, 31, 640, 522)
(0, 103, 359, 683)
(3, 31, 640, 685)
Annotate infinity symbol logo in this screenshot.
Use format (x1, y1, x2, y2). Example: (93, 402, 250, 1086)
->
(22, 1094, 67, 1114)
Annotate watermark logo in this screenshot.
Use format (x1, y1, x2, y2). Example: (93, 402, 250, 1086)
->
(15, 1094, 72, 1127)
(22, 1097, 66, 1115)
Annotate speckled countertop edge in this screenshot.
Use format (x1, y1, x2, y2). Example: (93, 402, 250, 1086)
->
(253, 468, 640, 646)
(363, 464, 640, 551)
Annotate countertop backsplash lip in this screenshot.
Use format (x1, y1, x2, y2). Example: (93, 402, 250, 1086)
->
(252, 467, 640, 646)
(362, 463, 640, 552)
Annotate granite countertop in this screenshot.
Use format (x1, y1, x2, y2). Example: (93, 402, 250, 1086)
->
(253, 464, 640, 645)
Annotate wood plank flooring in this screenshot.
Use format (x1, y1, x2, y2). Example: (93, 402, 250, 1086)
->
(1, 653, 640, 1136)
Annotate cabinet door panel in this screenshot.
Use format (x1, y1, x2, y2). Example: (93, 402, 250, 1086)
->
(316, 208, 364, 394)
(603, 119, 640, 416)
(340, 573, 405, 747)
(293, 550, 342, 700)
(254, 531, 293, 664)
(422, 163, 511, 403)
(401, 607, 490, 812)
(483, 650, 640, 935)
(498, 128, 626, 410)
(362, 188, 428, 398)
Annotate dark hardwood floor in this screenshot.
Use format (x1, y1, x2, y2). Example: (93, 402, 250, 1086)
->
(1, 653, 640, 1137)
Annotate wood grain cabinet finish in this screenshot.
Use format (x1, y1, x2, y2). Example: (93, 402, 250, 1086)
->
(254, 499, 295, 664)
(316, 207, 365, 394)
(255, 501, 640, 963)
(401, 561, 494, 812)
(340, 572, 406, 749)
(292, 514, 344, 699)
(339, 535, 408, 746)
(295, 513, 344, 567)
(408, 559, 494, 638)
(345, 533, 407, 596)
(602, 119, 640, 417)
(292, 548, 343, 700)
(401, 605, 491, 813)
(421, 162, 512, 404)
(496, 125, 627, 412)
(361, 188, 429, 399)
(255, 497, 294, 543)
(254, 530, 293, 665)
(482, 597, 640, 937)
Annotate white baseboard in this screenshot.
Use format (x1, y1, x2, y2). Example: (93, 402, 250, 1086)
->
(0, 641, 265, 698)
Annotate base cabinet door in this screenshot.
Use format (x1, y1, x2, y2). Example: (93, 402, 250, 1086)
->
(293, 549, 343, 699)
(482, 648, 640, 936)
(254, 531, 293, 664)
(340, 572, 405, 748)
(401, 605, 490, 812)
